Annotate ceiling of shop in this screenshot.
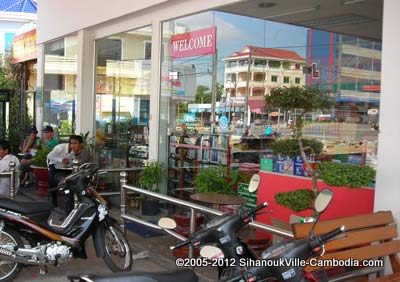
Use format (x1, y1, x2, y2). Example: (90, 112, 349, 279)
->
(217, 0, 383, 41)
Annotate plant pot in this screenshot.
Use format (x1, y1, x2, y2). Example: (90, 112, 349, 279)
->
(141, 199, 160, 216)
(31, 166, 49, 197)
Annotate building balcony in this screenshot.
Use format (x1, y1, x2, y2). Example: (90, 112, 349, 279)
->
(342, 44, 381, 60)
(339, 90, 380, 103)
(341, 67, 381, 80)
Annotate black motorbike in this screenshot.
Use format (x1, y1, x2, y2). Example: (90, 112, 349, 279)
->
(0, 163, 132, 281)
(229, 189, 345, 282)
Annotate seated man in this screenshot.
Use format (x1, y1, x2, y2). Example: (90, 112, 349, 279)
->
(0, 140, 20, 196)
(47, 135, 90, 211)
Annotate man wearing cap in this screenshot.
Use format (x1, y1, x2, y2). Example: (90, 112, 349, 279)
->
(42, 125, 59, 149)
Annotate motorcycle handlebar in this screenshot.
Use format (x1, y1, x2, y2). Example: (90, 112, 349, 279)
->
(170, 239, 191, 250)
(319, 225, 346, 244)
(247, 202, 268, 217)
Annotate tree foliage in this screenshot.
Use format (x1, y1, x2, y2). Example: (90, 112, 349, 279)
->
(271, 138, 323, 158)
(265, 86, 336, 113)
(195, 83, 224, 104)
(0, 54, 31, 153)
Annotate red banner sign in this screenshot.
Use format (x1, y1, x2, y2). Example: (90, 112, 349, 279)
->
(170, 27, 216, 59)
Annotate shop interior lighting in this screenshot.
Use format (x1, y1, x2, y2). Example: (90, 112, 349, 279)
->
(263, 5, 320, 19)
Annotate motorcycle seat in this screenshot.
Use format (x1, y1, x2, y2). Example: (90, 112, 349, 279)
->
(81, 269, 198, 282)
(0, 197, 52, 214)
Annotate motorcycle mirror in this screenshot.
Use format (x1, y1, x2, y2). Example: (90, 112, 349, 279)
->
(157, 218, 177, 230)
(314, 189, 333, 213)
(248, 174, 260, 193)
(200, 245, 224, 260)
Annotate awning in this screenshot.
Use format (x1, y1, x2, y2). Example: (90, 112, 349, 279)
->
(248, 99, 265, 114)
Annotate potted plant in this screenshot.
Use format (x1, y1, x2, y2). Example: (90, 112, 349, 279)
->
(264, 86, 377, 218)
(266, 86, 336, 197)
(138, 161, 164, 215)
(194, 165, 236, 195)
(31, 146, 52, 196)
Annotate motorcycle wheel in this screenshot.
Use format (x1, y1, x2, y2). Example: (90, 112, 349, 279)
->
(102, 224, 133, 272)
(0, 227, 24, 282)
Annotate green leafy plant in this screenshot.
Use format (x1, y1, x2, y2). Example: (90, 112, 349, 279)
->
(32, 147, 53, 167)
(59, 120, 73, 136)
(271, 138, 323, 158)
(317, 162, 376, 188)
(274, 189, 315, 212)
(138, 161, 164, 192)
(194, 166, 235, 195)
(0, 54, 32, 154)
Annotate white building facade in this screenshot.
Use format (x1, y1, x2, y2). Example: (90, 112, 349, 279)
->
(36, 0, 400, 237)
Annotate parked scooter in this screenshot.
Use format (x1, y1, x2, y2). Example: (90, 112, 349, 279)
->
(0, 163, 132, 281)
(226, 189, 345, 282)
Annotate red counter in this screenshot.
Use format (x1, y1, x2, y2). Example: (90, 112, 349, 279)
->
(255, 171, 375, 225)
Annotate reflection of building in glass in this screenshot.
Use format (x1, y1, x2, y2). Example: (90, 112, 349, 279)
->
(306, 29, 381, 123)
(43, 35, 78, 135)
(223, 46, 305, 113)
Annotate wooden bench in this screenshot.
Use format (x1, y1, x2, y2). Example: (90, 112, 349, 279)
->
(291, 211, 400, 281)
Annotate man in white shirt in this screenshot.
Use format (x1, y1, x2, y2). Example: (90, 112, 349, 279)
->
(0, 140, 20, 196)
(47, 135, 90, 208)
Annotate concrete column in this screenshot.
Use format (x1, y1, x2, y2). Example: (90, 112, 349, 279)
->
(374, 0, 400, 238)
(75, 29, 95, 136)
(35, 44, 44, 136)
(148, 20, 162, 161)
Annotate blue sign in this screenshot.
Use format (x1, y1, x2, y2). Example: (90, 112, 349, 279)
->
(219, 115, 228, 130)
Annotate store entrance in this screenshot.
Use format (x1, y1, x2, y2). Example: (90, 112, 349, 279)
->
(94, 26, 151, 168)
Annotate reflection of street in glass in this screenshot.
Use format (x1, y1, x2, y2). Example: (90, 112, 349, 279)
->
(273, 122, 378, 143)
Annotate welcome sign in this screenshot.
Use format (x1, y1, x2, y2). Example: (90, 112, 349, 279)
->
(170, 27, 216, 59)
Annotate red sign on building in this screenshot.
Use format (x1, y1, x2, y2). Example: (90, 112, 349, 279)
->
(170, 27, 216, 59)
(12, 29, 37, 64)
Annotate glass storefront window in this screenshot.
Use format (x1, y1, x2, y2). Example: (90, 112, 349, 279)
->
(43, 35, 78, 139)
(94, 26, 151, 168)
(160, 11, 381, 197)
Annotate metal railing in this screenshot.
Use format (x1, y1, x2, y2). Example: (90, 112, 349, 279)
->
(119, 172, 294, 258)
(96, 167, 141, 196)
(0, 162, 17, 200)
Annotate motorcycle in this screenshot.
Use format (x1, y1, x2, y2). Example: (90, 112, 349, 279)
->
(0, 163, 132, 281)
(228, 189, 345, 282)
